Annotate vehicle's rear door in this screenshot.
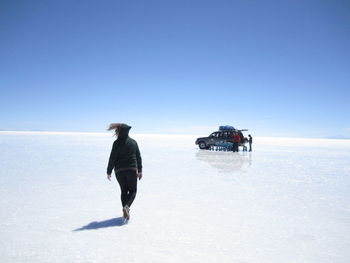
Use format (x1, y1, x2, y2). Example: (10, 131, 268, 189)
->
(221, 131, 231, 142)
(226, 131, 234, 143)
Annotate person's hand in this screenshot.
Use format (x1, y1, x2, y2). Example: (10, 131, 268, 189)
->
(137, 172, 142, 180)
(107, 174, 111, 181)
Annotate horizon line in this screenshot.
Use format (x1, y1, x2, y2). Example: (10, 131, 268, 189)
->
(1, 130, 349, 141)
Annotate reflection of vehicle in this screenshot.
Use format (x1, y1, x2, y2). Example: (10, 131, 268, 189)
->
(195, 150, 252, 173)
(195, 127, 248, 150)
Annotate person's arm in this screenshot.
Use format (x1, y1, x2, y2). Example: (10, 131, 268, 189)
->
(136, 144, 143, 180)
(106, 141, 117, 179)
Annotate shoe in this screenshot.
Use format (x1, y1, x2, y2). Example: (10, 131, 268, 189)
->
(123, 205, 130, 220)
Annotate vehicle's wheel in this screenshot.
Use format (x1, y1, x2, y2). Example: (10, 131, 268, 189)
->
(198, 141, 207, 149)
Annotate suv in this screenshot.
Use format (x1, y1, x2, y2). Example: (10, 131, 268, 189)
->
(195, 129, 245, 149)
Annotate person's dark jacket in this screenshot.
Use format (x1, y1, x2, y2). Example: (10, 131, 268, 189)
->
(107, 124, 142, 175)
(248, 136, 253, 144)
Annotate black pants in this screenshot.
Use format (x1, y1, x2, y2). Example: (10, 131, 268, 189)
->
(249, 143, 252, 152)
(116, 170, 137, 208)
(233, 142, 239, 152)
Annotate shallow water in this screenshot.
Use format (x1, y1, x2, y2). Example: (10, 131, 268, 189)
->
(1, 132, 349, 262)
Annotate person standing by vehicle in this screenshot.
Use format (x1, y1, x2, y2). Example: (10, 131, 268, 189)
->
(233, 132, 240, 152)
(107, 123, 142, 221)
(248, 134, 253, 152)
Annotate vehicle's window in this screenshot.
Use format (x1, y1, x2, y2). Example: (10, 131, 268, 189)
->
(210, 132, 226, 138)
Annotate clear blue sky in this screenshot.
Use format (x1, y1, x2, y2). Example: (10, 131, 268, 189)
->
(1, 0, 349, 137)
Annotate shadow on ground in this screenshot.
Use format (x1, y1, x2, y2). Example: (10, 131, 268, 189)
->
(73, 217, 126, 231)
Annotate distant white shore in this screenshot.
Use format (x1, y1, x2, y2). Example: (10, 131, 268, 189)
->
(1, 130, 349, 141)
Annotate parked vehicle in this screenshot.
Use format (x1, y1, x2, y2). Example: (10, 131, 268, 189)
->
(195, 127, 248, 150)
